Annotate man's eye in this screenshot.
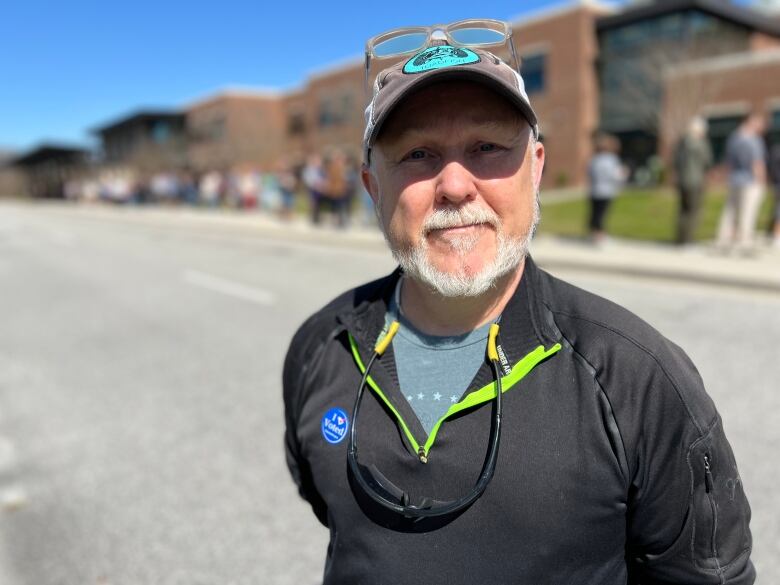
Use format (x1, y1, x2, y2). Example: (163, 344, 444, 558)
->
(405, 150, 427, 161)
(479, 143, 498, 152)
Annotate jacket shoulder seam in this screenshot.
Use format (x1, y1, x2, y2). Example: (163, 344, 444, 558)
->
(557, 331, 632, 488)
(549, 308, 705, 435)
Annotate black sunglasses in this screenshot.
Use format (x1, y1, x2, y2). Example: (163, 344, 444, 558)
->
(347, 321, 504, 518)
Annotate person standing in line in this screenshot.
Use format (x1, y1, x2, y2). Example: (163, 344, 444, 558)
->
(587, 133, 625, 245)
(716, 113, 767, 254)
(324, 150, 352, 229)
(303, 154, 327, 225)
(766, 141, 780, 249)
(673, 116, 712, 246)
(276, 157, 299, 221)
(198, 170, 223, 208)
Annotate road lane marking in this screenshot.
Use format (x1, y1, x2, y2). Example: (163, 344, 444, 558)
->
(0, 486, 28, 511)
(0, 437, 28, 511)
(0, 437, 17, 472)
(182, 270, 275, 306)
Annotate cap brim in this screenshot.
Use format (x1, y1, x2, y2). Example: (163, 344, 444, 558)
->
(366, 66, 538, 152)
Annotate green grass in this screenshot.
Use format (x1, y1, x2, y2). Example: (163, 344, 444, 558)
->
(538, 187, 775, 243)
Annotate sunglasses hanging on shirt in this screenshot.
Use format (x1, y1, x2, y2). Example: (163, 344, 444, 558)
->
(347, 321, 505, 518)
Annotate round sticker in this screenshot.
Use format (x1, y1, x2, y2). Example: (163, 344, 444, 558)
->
(321, 407, 349, 444)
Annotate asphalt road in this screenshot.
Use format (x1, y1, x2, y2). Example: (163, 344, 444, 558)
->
(0, 202, 778, 584)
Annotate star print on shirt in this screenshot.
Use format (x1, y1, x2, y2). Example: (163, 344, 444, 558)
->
(407, 395, 413, 401)
(417, 393, 425, 400)
(433, 392, 442, 401)
(450, 395, 459, 403)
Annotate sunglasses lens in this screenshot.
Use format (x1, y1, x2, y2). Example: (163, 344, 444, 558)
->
(449, 27, 506, 46)
(365, 21, 520, 100)
(373, 32, 429, 58)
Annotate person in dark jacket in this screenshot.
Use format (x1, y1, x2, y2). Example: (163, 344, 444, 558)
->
(674, 116, 713, 245)
(767, 140, 780, 248)
(283, 22, 754, 585)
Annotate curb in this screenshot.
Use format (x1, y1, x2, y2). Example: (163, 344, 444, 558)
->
(13, 201, 780, 293)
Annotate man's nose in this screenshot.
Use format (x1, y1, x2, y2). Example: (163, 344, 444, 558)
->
(434, 159, 476, 205)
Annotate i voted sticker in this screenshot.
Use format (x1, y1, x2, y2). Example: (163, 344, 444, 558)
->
(321, 407, 349, 444)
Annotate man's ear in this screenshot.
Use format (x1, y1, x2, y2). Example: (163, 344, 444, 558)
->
(361, 163, 380, 205)
(532, 141, 545, 191)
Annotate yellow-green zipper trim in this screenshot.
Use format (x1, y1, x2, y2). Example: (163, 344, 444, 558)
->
(349, 333, 421, 453)
(348, 333, 561, 460)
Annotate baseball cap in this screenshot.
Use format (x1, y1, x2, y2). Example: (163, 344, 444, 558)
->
(363, 43, 539, 163)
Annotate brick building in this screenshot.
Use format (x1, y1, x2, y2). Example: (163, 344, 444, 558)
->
(264, 0, 780, 188)
(12, 145, 90, 198)
(511, 2, 609, 187)
(186, 89, 287, 172)
(0, 150, 26, 197)
(295, 60, 364, 162)
(80, 0, 780, 189)
(93, 110, 187, 173)
(262, 2, 610, 187)
(598, 0, 780, 173)
(662, 48, 780, 164)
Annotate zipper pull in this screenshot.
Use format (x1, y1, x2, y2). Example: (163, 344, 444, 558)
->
(418, 447, 428, 464)
(704, 454, 714, 493)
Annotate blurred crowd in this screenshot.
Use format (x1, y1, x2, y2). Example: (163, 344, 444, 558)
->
(63, 148, 377, 229)
(588, 113, 780, 253)
(62, 117, 780, 253)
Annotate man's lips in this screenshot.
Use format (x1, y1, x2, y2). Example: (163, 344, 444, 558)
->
(427, 223, 490, 236)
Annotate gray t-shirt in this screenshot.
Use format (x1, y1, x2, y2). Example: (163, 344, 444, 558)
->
(726, 131, 765, 187)
(385, 281, 492, 435)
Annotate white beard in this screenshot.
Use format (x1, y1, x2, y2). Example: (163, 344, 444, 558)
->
(381, 199, 539, 298)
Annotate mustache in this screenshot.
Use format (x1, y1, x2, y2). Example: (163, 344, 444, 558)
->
(423, 206, 500, 234)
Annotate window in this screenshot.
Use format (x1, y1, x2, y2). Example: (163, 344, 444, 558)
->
(318, 90, 357, 127)
(707, 114, 744, 163)
(288, 112, 306, 136)
(771, 109, 780, 131)
(521, 53, 546, 94)
(319, 96, 344, 127)
(602, 14, 686, 52)
(601, 11, 748, 55)
(151, 121, 171, 144)
(768, 109, 780, 151)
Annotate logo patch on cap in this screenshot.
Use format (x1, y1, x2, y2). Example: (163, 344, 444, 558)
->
(403, 45, 480, 74)
(321, 407, 349, 444)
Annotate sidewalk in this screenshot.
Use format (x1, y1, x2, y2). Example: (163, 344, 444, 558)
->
(19, 200, 780, 293)
(530, 235, 780, 293)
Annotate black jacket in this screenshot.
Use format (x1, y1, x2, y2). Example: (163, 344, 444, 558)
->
(283, 258, 754, 584)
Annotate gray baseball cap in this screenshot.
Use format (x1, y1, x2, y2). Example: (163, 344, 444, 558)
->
(363, 43, 539, 163)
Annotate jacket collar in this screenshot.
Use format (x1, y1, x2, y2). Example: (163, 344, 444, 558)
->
(336, 255, 559, 363)
(335, 256, 560, 441)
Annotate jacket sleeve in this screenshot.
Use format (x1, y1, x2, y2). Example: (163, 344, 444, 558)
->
(283, 325, 329, 527)
(625, 355, 754, 584)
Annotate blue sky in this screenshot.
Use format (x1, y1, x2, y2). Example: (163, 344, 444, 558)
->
(0, 0, 755, 152)
(0, 0, 587, 151)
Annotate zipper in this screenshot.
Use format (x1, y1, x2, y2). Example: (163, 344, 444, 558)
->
(703, 453, 714, 493)
(703, 453, 719, 559)
(417, 447, 428, 464)
(349, 333, 561, 462)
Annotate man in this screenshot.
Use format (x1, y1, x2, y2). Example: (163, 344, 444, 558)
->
(674, 116, 712, 246)
(716, 113, 767, 253)
(766, 140, 780, 248)
(284, 30, 754, 585)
